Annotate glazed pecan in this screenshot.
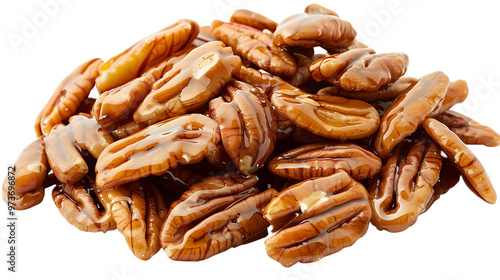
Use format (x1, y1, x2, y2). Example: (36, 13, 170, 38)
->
(423, 118, 497, 204)
(35, 58, 102, 137)
(263, 170, 371, 267)
(99, 180, 169, 260)
(310, 48, 409, 91)
(304, 3, 339, 16)
(286, 52, 313, 87)
(192, 25, 216, 47)
(374, 71, 449, 158)
(268, 142, 381, 181)
(45, 114, 114, 185)
(276, 113, 296, 140)
(429, 79, 469, 117)
(434, 110, 500, 147)
(209, 82, 278, 175)
(212, 21, 297, 77)
(367, 138, 442, 232)
(230, 9, 278, 32)
(95, 114, 220, 190)
(96, 19, 199, 93)
(2, 174, 57, 211)
(133, 41, 241, 125)
(273, 13, 356, 50)
(111, 120, 148, 140)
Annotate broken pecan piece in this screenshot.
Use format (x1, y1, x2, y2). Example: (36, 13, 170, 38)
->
(429, 79, 469, 117)
(230, 9, 278, 32)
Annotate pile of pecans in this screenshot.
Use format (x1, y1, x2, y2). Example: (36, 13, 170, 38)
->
(3, 3, 499, 267)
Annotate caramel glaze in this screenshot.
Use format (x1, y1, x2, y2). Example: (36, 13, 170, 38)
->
(374, 71, 449, 158)
(133, 41, 241, 125)
(423, 118, 497, 204)
(268, 142, 381, 181)
(263, 170, 371, 267)
(429, 79, 469, 117)
(230, 9, 278, 32)
(8, 137, 48, 194)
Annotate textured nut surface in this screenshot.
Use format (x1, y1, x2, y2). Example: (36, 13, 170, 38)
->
(429, 79, 469, 117)
(95, 114, 220, 190)
(367, 138, 442, 232)
(111, 120, 148, 140)
(423, 118, 497, 204)
(286, 52, 313, 87)
(35, 58, 102, 137)
(310, 48, 409, 91)
(230, 9, 277, 32)
(133, 41, 241, 125)
(212, 22, 297, 77)
(96, 19, 199, 93)
(374, 72, 449, 158)
(268, 142, 381, 181)
(263, 171, 371, 267)
(273, 13, 356, 50)
(304, 3, 339, 16)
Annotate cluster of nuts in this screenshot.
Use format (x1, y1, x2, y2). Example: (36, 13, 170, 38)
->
(3, 3, 499, 267)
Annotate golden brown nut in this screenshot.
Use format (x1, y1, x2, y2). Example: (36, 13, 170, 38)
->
(99, 180, 169, 260)
(133, 41, 242, 125)
(209, 82, 278, 175)
(423, 118, 497, 204)
(111, 120, 148, 140)
(96, 19, 199, 93)
(304, 3, 339, 16)
(35, 58, 103, 137)
(95, 114, 220, 190)
(268, 142, 381, 181)
(374, 72, 449, 158)
(212, 21, 297, 77)
(434, 110, 500, 147)
(230, 9, 278, 32)
(2, 173, 59, 211)
(310, 48, 409, 91)
(429, 79, 469, 117)
(273, 13, 356, 50)
(367, 138, 442, 232)
(263, 171, 371, 267)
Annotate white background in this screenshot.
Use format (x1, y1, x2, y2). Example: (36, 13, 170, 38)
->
(1, 0, 499, 279)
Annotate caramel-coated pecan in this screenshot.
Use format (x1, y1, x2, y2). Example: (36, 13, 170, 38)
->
(230, 9, 278, 32)
(263, 170, 371, 267)
(310, 48, 409, 91)
(268, 142, 381, 181)
(273, 13, 356, 50)
(374, 71, 449, 158)
(429, 79, 469, 117)
(99, 180, 169, 260)
(423, 118, 497, 204)
(304, 3, 340, 16)
(96, 19, 199, 93)
(95, 114, 220, 190)
(434, 110, 500, 147)
(367, 138, 442, 232)
(35, 58, 102, 137)
(45, 114, 114, 184)
(111, 120, 148, 140)
(133, 41, 242, 125)
(212, 21, 297, 77)
(2, 174, 57, 211)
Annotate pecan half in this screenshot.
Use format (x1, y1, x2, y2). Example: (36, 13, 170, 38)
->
(96, 19, 199, 93)
(268, 142, 381, 181)
(273, 13, 356, 50)
(304, 3, 340, 16)
(98, 180, 169, 260)
(434, 110, 500, 147)
(263, 171, 371, 267)
(2, 173, 57, 211)
(310, 48, 409, 91)
(367, 138, 442, 232)
(133, 41, 242, 125)
(429, 79, 469, 117)
(423, 118, 497, 204)
(212, 21, 297, 77)
(35, 58, 102, 137)
(95, 114, 220, 190)
(45, 114, 114, 185)
(230, 9, 278, 32)
(374, 71, 449, 158)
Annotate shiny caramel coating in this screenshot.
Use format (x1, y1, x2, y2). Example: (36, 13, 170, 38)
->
(429, 79, 469, 117)
(99, 180, 169, 260)
(268, 142, 381, 181)
(367, 138, 442, 232)
(374, 71, 449, 158)
(212, 21, 297, 77)
(230, 9, 278, 32)
(95, 114, 220, 190)
(263, 171, 371, 267)
(111, 120, 148, 140)
(273, 13, 356, 50)
(45, 114, 114, 185)
(304, 3, 340, 16)
(423, 118, 497, 204)
(133, 41, 241, 125)
(434, 110, 500, 147)
(310, 48, 409, 91)
(35, 58, 102, 137)
(96, 19, 199, 93)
